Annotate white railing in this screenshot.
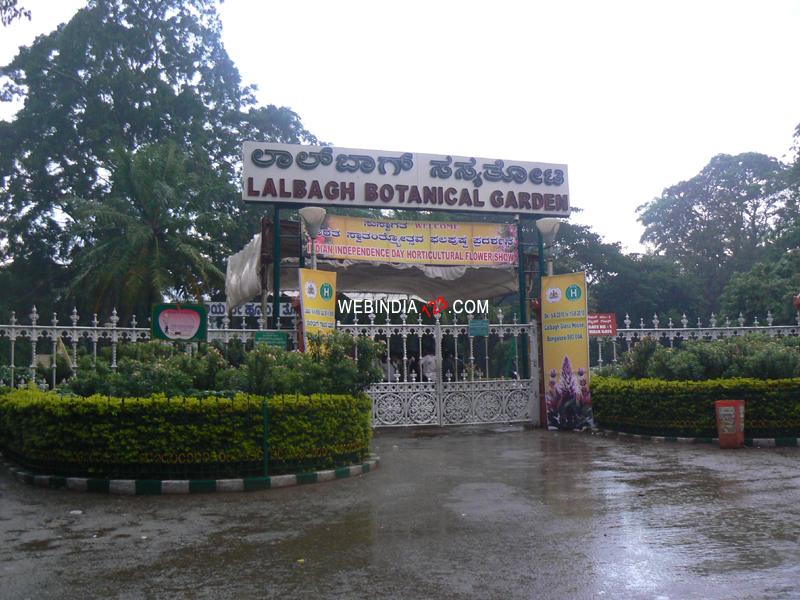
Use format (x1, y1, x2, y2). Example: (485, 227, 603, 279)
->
(593, 311, 800, 367)
(0, 306, 298, 388)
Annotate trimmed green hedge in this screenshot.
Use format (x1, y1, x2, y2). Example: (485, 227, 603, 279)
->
(0, 389, 372, 479)
(593, 376, 800, 438)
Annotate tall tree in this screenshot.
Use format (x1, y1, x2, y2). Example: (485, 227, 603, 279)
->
(551, 222, 628, 289)
(637, 152, 789, 308)
(592, 254, 707, 326)
(0, 0, 316, 314)
(773, 123, 800, 253)
(719, 249, 800, 324)
(68, 142, 224, 320)
(0, 0, 30, 26)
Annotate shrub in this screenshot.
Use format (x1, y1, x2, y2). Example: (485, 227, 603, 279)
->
(593, 375, 800, 438)
(612, 335, 800, 380)
(0, 389, 372, 478)
(67, 335, 385, 397)
(620, 337, 661, 379)
(68, 354, 193, 397)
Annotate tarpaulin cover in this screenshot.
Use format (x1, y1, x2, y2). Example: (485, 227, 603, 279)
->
(224, 233, 263, 310)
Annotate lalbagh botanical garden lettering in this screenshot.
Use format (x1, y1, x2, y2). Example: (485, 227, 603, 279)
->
(242, 142, 570, 217)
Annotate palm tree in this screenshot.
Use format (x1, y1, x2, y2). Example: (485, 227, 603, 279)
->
(68, 141, 224, 321)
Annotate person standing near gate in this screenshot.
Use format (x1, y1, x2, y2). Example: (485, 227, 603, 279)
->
(420, 352, 436, 382)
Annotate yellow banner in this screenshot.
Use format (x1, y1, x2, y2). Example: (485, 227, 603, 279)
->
(311, 215, 517, 266)
(541, 272, 592, 430)
(298, 269, 337, 347)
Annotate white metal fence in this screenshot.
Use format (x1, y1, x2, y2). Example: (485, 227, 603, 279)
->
(0, 306, 298, 388)
(593, 311, 800, 367)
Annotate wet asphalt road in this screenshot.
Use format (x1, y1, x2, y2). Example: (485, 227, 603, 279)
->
(2, 428, 800, 600)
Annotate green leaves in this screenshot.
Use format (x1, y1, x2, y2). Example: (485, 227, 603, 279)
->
(0, 388, 372, 478)
(637, 152, 791, 309)
(601, 335, 800, 381)
(68, 141, 225, 318)
(0, 0, 317, 316)
(66, 336, 386, 398)
(593, 375, 800, 438)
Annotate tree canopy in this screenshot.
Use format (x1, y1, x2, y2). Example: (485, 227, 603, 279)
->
(0, 0, 315, 317)
(0, 0, 30, 26)
(0, 0, 798, 326)
(637, 152, 791, 310)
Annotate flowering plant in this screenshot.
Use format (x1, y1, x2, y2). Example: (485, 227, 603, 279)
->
(545, 355, 593, 430)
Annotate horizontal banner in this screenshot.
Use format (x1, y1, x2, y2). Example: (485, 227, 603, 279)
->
(311, 215, 517, 266)
(242, 142, 569, 217)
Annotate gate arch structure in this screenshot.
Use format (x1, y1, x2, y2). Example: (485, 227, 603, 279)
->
(339, 311, 539, 428)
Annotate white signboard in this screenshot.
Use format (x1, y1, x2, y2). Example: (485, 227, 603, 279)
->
(242, 143, 569, 217)
(206, 302, 296, 319)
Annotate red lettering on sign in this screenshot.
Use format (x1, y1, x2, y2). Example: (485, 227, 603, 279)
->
(262, 178, 277, 197)
(279, 179, 292, 198)
(308, 180, 323, 199)
(324, 181, 339, 200)
(341, 182, 355, 200)
(246, 177, 260, 197)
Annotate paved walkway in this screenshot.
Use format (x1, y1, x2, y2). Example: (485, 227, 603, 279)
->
(2, 427, 799, 599)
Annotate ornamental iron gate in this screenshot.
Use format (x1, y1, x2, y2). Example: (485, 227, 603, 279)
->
(338, 311, 539, 428)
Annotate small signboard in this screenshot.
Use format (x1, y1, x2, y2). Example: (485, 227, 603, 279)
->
(254, 331, 288, 348)
(151, 304, 208, 342)
(298, 268, 337, 350)
(206, 301, 295, 318)
(468, 318, 490, 337)
(587, 313, 618, 336)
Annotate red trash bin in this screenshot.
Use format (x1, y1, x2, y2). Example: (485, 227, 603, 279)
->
(715, 400, 745, 449)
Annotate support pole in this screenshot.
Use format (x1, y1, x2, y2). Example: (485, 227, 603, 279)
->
(516, 218, 529, 379)
(536, 224, 547, 426)
(272, 205, 281, 329)
(260, 217, 269, 330)
(262, 398, 270, 477)
(537, 227, 546, 294)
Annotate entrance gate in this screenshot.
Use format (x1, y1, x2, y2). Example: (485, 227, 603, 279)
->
(339, 311, 539, 427)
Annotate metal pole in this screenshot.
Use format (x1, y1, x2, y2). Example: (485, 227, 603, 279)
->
(311, 237, 317, 270)
(516, 218, 529, 379)
(272, 205, 281, 329)
(537, 228, 546, 294)
(536, 225, 546, 425)
(260, 217, 269, 330)
(299, 217, 306, 269)
(516, 218, 527, 325)
(268, 398, 269, 477)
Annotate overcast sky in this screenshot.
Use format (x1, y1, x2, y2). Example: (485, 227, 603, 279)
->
(2, 0, 799, 252)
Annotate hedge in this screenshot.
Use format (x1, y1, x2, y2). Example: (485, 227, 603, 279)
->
(0, 389, 372, 479)
(593, 376, 800, 438)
